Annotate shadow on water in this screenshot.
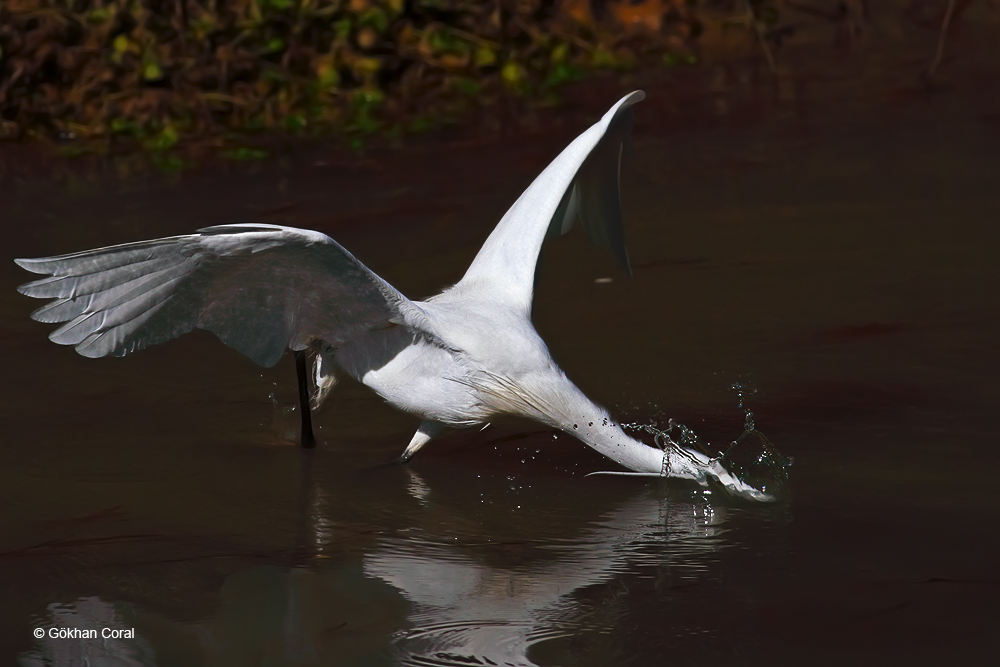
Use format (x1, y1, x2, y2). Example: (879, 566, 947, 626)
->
(3, 56, 1000, 664)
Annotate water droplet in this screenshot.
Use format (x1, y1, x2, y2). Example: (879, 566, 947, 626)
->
(720, 428, 790, 497)
(732, 382, 744, 409)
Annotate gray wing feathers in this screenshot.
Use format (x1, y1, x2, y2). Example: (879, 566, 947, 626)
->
(546, 98, 635, 272)
(20, 257, 191, 322)
(576, 136, 631, 276)
(16, 224, 424, 367)
(547, 132, 631, 275)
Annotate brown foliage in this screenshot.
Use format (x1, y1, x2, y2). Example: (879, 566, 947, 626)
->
(0, 0, 723, 148)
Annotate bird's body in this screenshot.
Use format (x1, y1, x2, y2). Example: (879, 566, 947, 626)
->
(16, 91, 763, 492)
(325, 275, 642, 465)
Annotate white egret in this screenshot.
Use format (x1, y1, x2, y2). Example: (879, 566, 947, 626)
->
(15, 92, 766, 495)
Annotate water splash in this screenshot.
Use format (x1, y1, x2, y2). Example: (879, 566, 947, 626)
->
(719, 428, 790, 499)
(592, 411, 791, 503)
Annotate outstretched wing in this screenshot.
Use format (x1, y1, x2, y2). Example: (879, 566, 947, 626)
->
(441, 91, 644, 312)
(15, 224, 432, 367)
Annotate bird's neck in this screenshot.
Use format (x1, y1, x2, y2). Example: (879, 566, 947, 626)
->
(559, 409, 665, 475)
(516, 373, 664, 474)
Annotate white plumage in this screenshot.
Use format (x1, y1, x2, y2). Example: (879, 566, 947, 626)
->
(17, 91, 745, 484)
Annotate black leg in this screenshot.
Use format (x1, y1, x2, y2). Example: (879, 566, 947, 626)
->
(294, 350, 316, 449)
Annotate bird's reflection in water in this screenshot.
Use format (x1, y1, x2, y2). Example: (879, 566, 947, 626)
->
(366, 471, 726, 667)
(18, 468, 727, 667)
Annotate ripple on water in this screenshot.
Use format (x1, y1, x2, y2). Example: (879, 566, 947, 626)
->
(392, 619, 540, 667)
(364, 490, 732, 667)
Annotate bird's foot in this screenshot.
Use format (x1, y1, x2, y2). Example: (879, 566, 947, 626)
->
(397, 420, 442, 463)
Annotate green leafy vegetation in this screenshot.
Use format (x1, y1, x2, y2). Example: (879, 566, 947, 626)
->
(0, 0, 737, 152)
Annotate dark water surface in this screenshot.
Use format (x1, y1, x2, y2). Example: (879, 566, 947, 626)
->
(2, 82, 999, 665)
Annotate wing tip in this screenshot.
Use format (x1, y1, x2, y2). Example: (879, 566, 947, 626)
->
(14, 257, 50, 275)
(75, 344, 107, 359)
(17, 276, 51, 297)
(29, 300, 61, 322)
(596, 91, 644, 141)
(623, 90, 646, 106)
(610, 91, 645, 118)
